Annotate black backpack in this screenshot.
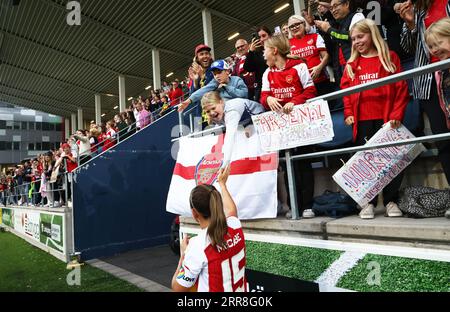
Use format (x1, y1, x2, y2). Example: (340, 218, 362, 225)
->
(312, 190, 358, 218)
(398, 186, 450, 218)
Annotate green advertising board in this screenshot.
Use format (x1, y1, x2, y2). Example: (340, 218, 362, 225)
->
(2, 209, 14, 228)
(39, 213, 64, 253)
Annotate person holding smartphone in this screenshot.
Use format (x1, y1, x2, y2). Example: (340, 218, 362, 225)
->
(243, 26, 272, 103)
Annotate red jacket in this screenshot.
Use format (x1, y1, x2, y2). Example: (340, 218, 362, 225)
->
(168, 87, 184, 106)
(341, 51, 410, 141)
(260, 58, 317, 110)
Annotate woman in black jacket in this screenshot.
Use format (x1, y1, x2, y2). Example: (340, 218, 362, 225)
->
(243, 26, 272, 102)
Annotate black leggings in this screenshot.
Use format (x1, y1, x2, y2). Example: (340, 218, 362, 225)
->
(419, 77, 450, 185)
(355, 120, 405, 206)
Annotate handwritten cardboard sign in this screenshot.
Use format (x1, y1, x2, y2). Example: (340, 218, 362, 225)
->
(333, 124, 426, 206)
(251, 100, 334, 152)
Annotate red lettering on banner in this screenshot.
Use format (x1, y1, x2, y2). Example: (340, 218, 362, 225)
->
(278, 114, 288, 128)
(298, 107, 310, 123)
(363, 152, 385, 172)
(342, 165, 365, 188)
(355, 159, 376, 180)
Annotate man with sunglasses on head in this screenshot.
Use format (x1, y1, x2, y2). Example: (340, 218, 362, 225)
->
(232, 39, 257, 101)
(315, 0, 365, 85)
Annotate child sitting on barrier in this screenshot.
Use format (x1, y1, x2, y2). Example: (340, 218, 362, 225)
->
(341, 19, 410, 219)
(424, 17, 450, 219)
(261, 34, 318, 219)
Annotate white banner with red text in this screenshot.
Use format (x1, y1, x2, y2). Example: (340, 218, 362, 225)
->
(251, 100, 334, 152)
(333, 124, 426, 207)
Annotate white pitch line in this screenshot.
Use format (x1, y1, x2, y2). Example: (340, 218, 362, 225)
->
(315, 251, 366, 288)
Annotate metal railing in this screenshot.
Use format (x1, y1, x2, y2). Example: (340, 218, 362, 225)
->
(0, 170, 71, 209)
(76, 94, 185, 165)
(0, 94, 186, 209)
(175, 58, 450, 220)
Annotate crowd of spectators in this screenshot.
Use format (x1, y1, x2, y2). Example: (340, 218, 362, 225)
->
(178, 0, 450, 219)
(1, 0, 449, 220)
(0, 78, 188, 207)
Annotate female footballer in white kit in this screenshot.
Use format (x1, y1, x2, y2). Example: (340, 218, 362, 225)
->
(172, 166, 246, 292)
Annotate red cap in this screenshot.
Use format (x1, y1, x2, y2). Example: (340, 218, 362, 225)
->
(61, 143, 70, 149)
(195, 44, 211, 55)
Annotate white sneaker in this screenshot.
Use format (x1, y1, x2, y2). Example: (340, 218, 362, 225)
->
(52, 201, 60, 208)
(285, 211, 292, 219)
(302, 209, 315, 219)
(359, 204, 375, 219)
(385, 202, 403, 217)
(445, 209, 450, 219)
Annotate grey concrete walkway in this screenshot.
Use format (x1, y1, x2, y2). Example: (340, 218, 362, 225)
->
(93, 244, 179, 291)
(87, 258, 171, 292)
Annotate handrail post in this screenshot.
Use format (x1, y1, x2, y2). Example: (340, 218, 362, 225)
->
(178, 111, 184, 137)
(64, 159, 69, 207)
(285, 150, 300, 220)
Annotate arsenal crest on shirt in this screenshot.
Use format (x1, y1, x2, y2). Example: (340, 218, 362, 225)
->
(285, 75, 294, 84)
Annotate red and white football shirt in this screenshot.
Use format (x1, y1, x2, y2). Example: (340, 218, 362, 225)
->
(176, 216, 246, 292)
(260, 59, 317, 110)
(290, 33, 328, 83)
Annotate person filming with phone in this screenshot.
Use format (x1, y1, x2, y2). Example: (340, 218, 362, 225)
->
(243, 26, 272, 103)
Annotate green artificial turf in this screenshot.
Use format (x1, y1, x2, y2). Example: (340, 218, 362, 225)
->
(0, 231, 143, 292)
(246, 240, 343, 282)
(337, 254, 450, 292)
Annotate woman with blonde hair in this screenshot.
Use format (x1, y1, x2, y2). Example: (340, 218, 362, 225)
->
(261, 34, 317, 113)
(261, 34, 317, 219)
(424, 17, 450, 128)
(399, 0, 450, 190)
(288, 14, 334, 104)
(200, 91, 265, 167)
(341, 18, 410, 219)
(425, 18, 450, 219)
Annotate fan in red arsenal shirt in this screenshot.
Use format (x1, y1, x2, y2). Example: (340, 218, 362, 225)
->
(260, 34, 317, 114)
(341, 18, 410, 220)
(288, 14, 333, 98)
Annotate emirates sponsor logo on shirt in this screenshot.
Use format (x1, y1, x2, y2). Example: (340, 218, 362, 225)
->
(359, 72, 379, 84)
(271, 86, 296, 99)
(292, 45, 314, 58)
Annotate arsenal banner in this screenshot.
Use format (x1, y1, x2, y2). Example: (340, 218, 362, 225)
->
(251, 100, 334, 152)
(166, 130, 278, 220)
